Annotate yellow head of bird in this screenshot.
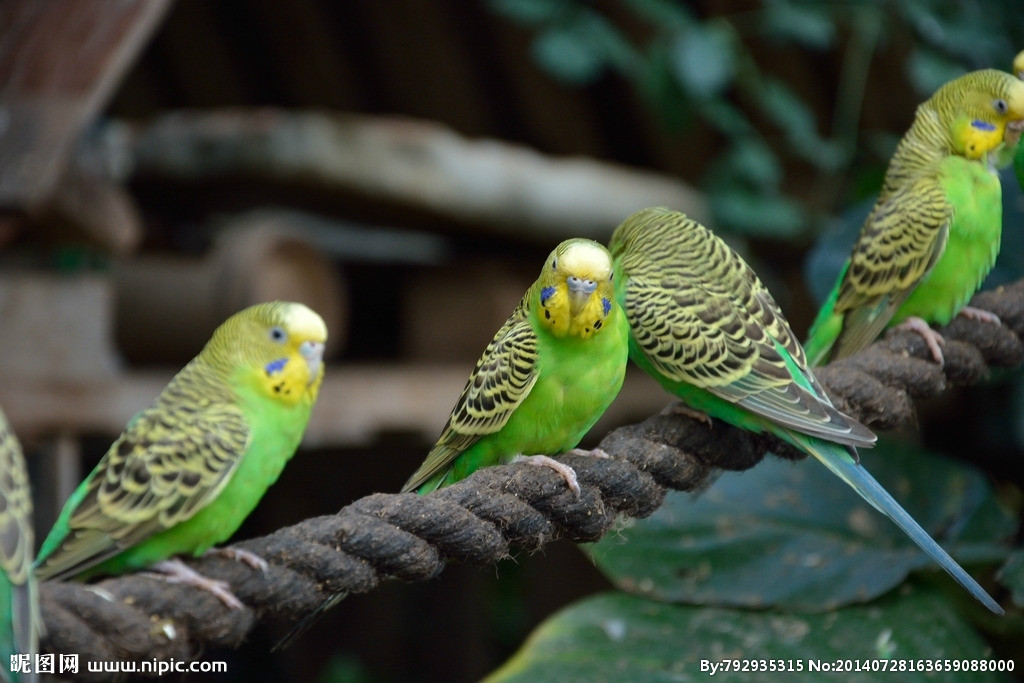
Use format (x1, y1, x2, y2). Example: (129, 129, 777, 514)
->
(1013, 50, 1024, 81)
(930, 69, 1024, 159)
(535, 238, 616, 339)
(210, 301, 327, 404)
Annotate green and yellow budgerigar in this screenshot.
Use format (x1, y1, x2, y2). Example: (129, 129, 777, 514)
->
(611, 207, 1002, 614)
(806, 69, 1024, 366)
(35, 302, 326, 609)
(402, 238, 629, 495)
(1, 409, 39, 683)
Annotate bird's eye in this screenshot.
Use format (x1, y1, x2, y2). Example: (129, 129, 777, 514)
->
(551, 258, 558, 270)
(269, 326, 288, 343)
(993, 98, 1008, 115)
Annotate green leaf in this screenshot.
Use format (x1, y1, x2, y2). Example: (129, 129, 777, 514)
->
(485, 588, 1011, 683)
(759, 77, 817, 140)
(762, 1, 836, 49)
(695, 99, 755, 137)
(668, 22, 735, 98)
(587, 441, 1015, 611)
(530, 12, 639, 84)
(905, 49, 965, 96)
(533, 26, 607, 84)
(722, 141, 783, 189)
(997, 549, 1024, 608)
(710, 188, 805, 238)
(489, 0, 565, 24)
(623, 0, 693, 29)
(638, 40, 694, 131)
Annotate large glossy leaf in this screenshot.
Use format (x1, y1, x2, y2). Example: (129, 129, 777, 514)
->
(485, 588, 1011, 683)
(586, 442, 1015, 611)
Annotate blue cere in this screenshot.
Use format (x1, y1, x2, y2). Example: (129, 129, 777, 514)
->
(265, 357, 289, 375)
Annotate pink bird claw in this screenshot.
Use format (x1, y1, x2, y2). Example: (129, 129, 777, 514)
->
(957, 305, 1001, 326)
(661, 401, 712, 426)
(566, 447, 610, 459)
(207, 546, 269, 572)
(894, 316, 945, 365)
(145, 558, 245, 610)
(513, 454, 581, 497)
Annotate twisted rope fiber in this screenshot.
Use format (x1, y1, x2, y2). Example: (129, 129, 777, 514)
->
(38, 279, 1024, 678)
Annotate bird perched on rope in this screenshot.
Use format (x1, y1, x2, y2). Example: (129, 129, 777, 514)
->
(610, 206, 1002, 615)
(805, 69, 1024, 366)
(277, 239, 629, 649)
(401, 238, 630, 495)
(35, 302, 326, 610)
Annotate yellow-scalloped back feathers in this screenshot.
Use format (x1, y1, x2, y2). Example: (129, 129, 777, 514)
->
(0, 410, 33, 600)
(35, 301, 326, 582)
(1, 407, 39, 681)
(611, 207, 874, 448)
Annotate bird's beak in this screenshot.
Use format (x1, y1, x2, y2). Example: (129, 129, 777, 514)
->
(1007, 119, 1024, 146)
(567, 276, 597, 317)
(300, 340, 325, 384)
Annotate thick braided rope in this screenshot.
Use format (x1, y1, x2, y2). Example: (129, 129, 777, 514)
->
(38, 279, 1024, 679)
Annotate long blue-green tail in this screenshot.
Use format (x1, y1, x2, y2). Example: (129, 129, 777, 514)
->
(797, 435, 1003, 615)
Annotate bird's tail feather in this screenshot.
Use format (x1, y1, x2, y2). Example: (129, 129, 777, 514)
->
(800, 436, 1003, 615)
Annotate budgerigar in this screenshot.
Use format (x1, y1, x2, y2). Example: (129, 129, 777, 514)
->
(35, 302, 326, 609)
(805, 69, 1024, 366)
(1, 409, 39, 683)
(611, 207, 1003, 615)
(401, 238, 629, 494)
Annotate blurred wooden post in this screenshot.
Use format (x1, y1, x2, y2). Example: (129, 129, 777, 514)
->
(114, 224, 348, 364)
(30, 433, 81, 551)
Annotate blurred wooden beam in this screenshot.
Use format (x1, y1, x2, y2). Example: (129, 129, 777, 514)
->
(97, 109, 709, 241)
(0, 0, 170, 251)
(0, 365, 666, 448)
